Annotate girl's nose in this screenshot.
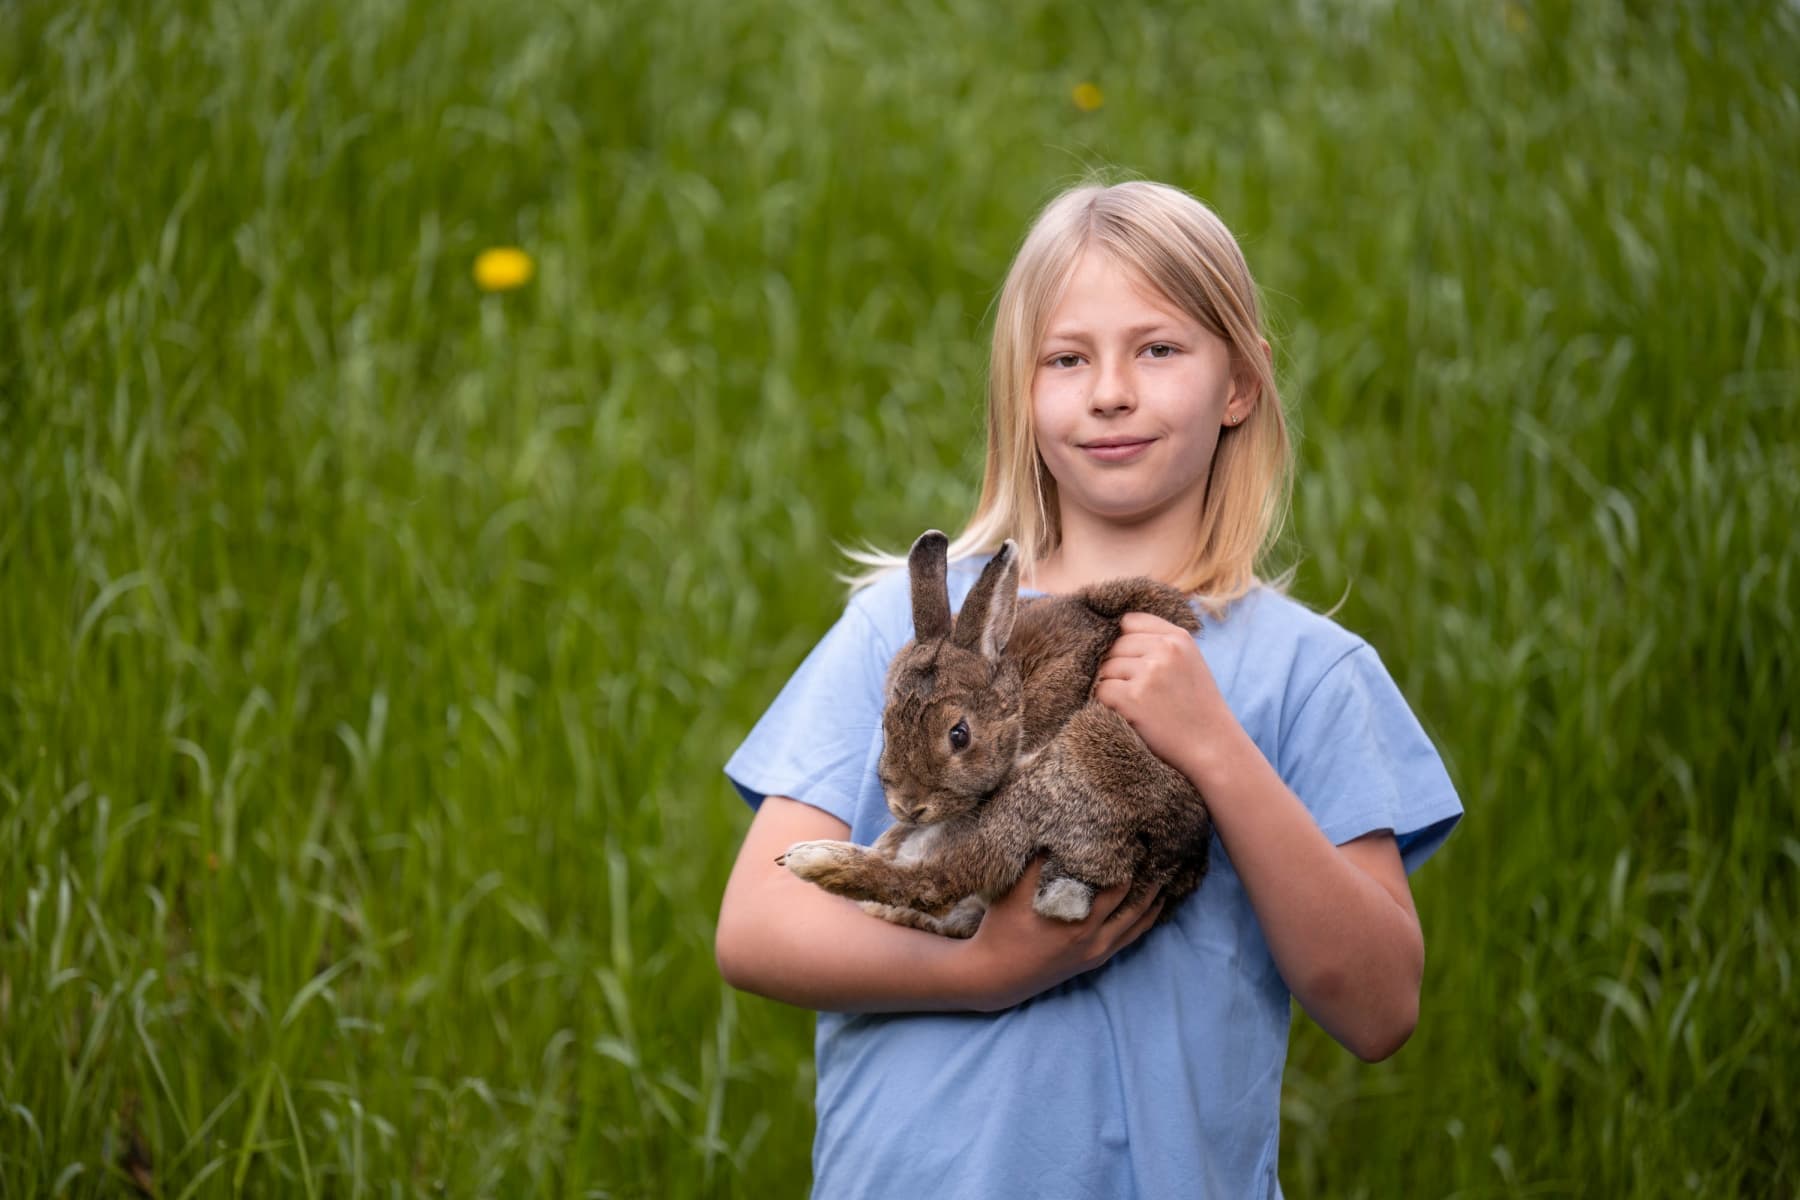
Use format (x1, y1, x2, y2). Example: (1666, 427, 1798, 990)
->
(1090, 359, 1135, 414)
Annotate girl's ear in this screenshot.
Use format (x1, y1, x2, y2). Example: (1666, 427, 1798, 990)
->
(908, 530, 953, 640)
(951, 540, 1019, 661)
(1225, 337, 1272, 425)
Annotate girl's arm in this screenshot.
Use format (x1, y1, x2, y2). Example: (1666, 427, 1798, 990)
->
(715, 795, 1164, 1013)
(1097, 614, 1424, 1062)
(1179, 739, 1422, 1061)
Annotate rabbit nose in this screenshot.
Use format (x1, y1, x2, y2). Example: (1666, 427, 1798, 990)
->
(887, 795, 919, 822)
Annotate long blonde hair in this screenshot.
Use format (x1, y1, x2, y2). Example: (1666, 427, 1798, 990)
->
(840, 176, 1293, 617)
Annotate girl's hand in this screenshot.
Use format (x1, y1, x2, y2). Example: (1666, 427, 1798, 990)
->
(955, 857, 1163, 1012)
(1094, 611, 1232, 781)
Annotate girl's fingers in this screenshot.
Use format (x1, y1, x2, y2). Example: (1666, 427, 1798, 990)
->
(1092, 879, 1135, 923)
(1087, 877, 1144, 928)
(1117, 613, 1176, 634)
(1105, 634, 1152, 657)
(1094, 658, 1137, 681)
(1109, 631, 1176, 657)
(1103, 881, 1160, 928)
(1118, 893, 1165, 948)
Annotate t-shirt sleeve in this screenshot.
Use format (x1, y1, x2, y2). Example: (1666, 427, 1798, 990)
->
(722, 600, 891, 828)
(1277, 644, 1463, 873)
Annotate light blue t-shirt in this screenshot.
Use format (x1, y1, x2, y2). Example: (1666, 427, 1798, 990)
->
(723, 555, 1463, 1198)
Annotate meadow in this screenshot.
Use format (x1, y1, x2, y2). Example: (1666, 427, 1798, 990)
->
(3, 0, 1797, 1194)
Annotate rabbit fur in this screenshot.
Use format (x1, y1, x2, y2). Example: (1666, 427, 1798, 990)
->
(781, 529, 1213, 938)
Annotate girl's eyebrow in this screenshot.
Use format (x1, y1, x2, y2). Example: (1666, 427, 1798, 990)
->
(1042, 321, 1181, 343)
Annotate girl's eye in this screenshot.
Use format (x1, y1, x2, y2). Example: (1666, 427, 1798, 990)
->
(1049, 353, 1082, 369)
(948, 719, 970, 751)
(1146, 343, 1175, 359)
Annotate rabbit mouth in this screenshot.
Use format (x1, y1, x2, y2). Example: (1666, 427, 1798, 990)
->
(889, 799, 936, 824)
(889, 790, 973, 824)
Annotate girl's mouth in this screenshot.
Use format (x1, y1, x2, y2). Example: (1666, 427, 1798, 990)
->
(1081, 438, 1155, 463)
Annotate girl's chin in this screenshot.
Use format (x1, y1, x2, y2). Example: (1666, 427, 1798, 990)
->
(1063, 496, 1180, 525)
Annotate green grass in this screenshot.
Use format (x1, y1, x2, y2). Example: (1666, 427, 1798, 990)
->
(3, 0, 1797, 1194)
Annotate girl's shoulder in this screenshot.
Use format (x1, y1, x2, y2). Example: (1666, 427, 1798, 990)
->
(843, 562, 913, 630)
(1207, 585, 1380, 709)
(1219, 585, 1369, 659)
(1221, 587, 1463, 868)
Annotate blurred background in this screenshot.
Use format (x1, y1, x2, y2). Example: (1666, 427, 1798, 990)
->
(3, 0, 1796, 1194)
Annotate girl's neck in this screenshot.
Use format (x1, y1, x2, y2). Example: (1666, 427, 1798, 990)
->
(1021, 530, 1192, 595)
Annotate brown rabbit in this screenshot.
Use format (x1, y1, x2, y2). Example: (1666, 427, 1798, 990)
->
(781, 529, 1212, 938)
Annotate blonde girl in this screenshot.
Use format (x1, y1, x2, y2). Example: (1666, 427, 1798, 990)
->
(717, 178, 1462, 1197)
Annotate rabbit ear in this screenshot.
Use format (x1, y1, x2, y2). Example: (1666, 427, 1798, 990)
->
(951, 540, 1019, 660)
(908, 530, 953, 641)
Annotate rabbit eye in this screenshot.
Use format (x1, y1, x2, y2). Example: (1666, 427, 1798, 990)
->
(948, 719, 970, 751)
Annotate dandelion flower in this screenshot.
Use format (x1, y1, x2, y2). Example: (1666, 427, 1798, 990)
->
(1072, 82, 1104, 112)
(474, 247, 534, 292)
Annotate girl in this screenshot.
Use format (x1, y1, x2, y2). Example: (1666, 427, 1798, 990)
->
(715, 178, 1462, 1197)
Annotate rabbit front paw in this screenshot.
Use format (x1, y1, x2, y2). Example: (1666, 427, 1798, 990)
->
(780, 839, 868, 889)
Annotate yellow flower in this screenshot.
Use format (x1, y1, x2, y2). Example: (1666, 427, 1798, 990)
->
(474, 247, 534, 292)
(1072, 82, 1104, 112)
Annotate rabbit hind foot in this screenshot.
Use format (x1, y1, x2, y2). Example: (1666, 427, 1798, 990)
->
(860, 895, 987, 939)
(1033, 876, 1095, 922)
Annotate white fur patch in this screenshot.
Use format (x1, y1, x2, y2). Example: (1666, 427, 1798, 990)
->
(891, 823, 948, 867)
(1034, 877, 1094, 922)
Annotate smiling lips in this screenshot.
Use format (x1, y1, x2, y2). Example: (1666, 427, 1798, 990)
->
(1080, 436, 1156, 462)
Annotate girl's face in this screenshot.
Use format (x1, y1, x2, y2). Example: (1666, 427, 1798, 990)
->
(1031, 249, 1248, 535)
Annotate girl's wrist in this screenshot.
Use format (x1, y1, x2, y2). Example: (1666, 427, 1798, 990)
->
(1176, 713, 1258, 798)
(930, 930, 996, 1011)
